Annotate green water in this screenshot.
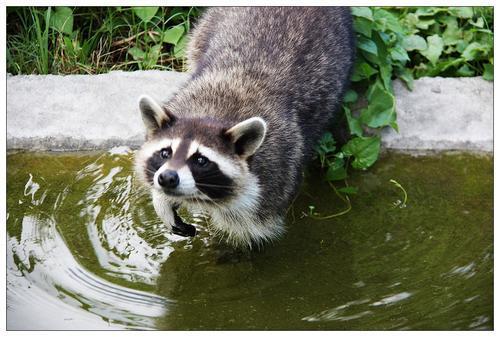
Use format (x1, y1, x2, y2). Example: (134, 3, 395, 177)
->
(7, 149, 493, 330)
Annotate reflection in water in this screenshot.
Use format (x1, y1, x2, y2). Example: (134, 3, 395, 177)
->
(370, 292, 413, 307)
(7, 148, 177, 329)
(6, 150, 493, 330)
(7, 215, 168, 329)
(302, 299, 372, 322)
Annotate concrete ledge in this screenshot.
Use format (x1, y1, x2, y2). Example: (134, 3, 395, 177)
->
(7, 71, 493, 152)
(7, 71, 189, 151)
(382, 77, 493, 152)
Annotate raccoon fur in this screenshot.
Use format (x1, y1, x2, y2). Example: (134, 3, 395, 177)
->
(135, 7, 355, 248)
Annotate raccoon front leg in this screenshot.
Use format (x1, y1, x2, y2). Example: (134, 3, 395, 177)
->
(151, 190, 196, 237)
(171, 204, 196, 237)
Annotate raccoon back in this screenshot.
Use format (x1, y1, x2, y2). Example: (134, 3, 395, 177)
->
(187, 7, 355, 153)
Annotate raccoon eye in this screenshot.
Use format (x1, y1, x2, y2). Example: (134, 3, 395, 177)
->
(160, 147, 172, 159)
(196, 155, 209, 167)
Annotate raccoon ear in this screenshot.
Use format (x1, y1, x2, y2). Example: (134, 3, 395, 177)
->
(225, 117, 267, 158)
(138, 95, 174, 134)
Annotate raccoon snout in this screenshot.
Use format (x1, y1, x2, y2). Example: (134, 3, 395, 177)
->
(158, 170, 179, 188)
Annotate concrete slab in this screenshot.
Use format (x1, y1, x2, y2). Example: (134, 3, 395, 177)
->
(7, 71, 493, 152)
(7, 71, 189, 151)
(382, 77, 493, 152)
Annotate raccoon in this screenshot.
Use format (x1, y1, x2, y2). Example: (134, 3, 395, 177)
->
(135, 7, 355, 248)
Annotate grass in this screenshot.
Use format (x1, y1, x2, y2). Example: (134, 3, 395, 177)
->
(7, 6, 201, 74)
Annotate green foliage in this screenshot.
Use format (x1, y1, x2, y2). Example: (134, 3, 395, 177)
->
(398, 7, 493, 80)
(7, 6, 200, 74)
(132, 7, 159, 23)
(316, 6, 494, 198)
(342, 136, 381, 170)
(50, 7, 73, 35)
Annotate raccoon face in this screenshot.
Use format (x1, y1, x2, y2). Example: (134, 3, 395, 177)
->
(135, 95, 267, 202)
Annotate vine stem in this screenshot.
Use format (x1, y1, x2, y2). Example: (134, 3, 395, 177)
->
(308, 181, 352, 220)
(390, 179, 407, 208)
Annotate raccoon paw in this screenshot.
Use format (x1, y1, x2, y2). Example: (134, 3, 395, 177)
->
(171, 205, 196, 237)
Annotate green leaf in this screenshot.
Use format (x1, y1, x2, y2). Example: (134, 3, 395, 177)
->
(357, 36, 378, 55)
(450, 7, 474, 19)
(162, 25, 185, 45)
(372, 31, 390, 64)
(63, 36, 75, 57)
(390, 121, 399, 133)
(468, 17, 485, 28)
(390, 45, 410, 62)
(128, 46, 145, 60)
(173, 35, 188, 58)
(132, 7, 159, 23)
(351, 61, 378, 81)
(360, 83, 396, 129)
(144, 44, 162, 68)
(420, 58, 464, 77)
(415, 7, 443, 16)
(337, 186, 358, 195)
(342, 136, 381, 170)
(366, 78, 381, 100)
(396, 67, 414, 91)
(316, 132, 336, 156)
(343, 90, 358, 103)
(456, 40, 468, 53)
(373, 8, 403, 34)
(353, 17, 372, 38)
(421, 35, 444, 65)
(483, 63, 493, 81)
(379, 63, 393, 92)
(456, 64, 475, 77)
(50, 7, 73, 35)
(401, 12, 419, 31)
(442, 17, 462, 46)
(351, 7, 373, 20)
(463, 30, 474, 43)
(415, 19, 436, 30)
(403, 35, 427, 51)
(461, 42, 489, 61)
(344, 106, 363, 137)
(326, 157, 347, 181)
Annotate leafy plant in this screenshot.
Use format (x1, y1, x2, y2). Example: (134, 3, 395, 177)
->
(7, 6, 200, 74)
(314, 6, 494, 205)
(315, 6, 406, 199)
(398, 7, 494, 80)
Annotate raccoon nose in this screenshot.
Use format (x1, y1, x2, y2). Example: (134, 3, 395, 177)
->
(158, 170, 179, 188)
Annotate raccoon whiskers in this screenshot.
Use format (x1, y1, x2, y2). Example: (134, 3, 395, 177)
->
(193, 172, 231, 180)
(194, 182, 234, 189)
(142, 167, 158, 176)
(197, 189, 226, 209)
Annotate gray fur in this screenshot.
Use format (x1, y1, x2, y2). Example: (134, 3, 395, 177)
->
(136, 7, 355, 248)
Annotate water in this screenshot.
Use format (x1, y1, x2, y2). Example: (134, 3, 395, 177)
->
(7, 149, 493, 330)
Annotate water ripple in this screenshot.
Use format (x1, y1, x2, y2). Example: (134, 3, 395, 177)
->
(7, 213, 169, 329)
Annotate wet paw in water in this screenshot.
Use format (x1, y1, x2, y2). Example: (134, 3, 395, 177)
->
(172, 205, 196, 237)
